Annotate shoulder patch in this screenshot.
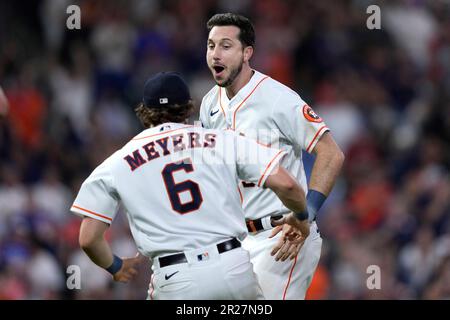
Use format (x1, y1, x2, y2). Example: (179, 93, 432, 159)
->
(302, 104, 323, 123)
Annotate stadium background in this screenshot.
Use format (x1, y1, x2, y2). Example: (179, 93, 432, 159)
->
(0, 0, 449, 299)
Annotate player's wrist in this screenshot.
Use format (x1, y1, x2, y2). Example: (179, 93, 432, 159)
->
(269, 215, 284, 227)
(293, 210, 309, 221)
(105, 254, 123, 275)
(306, 189, 327, 222)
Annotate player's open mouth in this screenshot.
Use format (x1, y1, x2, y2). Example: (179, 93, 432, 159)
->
(213, 66, 225, 77)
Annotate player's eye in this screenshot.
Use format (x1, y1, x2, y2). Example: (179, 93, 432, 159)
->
(207, 44, 215, 49)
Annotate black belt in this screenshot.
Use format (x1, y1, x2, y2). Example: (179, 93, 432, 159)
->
(246, 215, 283, 233)
(246, 215, 316, 233)
(158, 238, 241, 268)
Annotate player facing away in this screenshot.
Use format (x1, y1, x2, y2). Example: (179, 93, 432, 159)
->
(200, 13, 345, 299)
(71, 71, 313, 300)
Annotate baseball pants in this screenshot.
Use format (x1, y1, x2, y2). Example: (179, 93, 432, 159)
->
(242, 221, 322, 300)
(148, 239, 264, 300)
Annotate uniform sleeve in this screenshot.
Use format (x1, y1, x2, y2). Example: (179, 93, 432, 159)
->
(273, 95, 329, 153)
(70, 158, 120, 224)
(234, 134, 287, 188)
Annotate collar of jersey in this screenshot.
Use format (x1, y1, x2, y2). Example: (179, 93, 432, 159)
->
(219, 70, 267, 109)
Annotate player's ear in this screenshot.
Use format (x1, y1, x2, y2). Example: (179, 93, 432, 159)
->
(243, 46, 253, 63)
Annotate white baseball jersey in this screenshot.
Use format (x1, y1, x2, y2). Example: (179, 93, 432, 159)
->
(200, 70, 330, 220)
(70, 123, 286, 259)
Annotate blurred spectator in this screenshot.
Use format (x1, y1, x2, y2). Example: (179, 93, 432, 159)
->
(31, 167, 72, 225)
(48, 45, 93, 141)
(0, 166, 28, 227)
(384, 1, 437, 70)
(25, 246, 65, 299)
(398, 226, 440, 295)
(4, 65, 47, 149)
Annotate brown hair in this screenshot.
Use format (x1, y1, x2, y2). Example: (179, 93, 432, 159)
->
(207, 13, 255, 48)
(134, 101, 195, 128)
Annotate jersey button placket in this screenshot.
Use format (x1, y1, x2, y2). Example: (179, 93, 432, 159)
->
(226, 102, 233, 129)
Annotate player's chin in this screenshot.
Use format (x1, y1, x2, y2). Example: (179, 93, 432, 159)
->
(214, 74, 229, 87)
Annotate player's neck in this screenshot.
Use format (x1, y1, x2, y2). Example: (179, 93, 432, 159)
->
(225, 66, 254, 100)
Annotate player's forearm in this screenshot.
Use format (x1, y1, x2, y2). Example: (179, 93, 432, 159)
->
(309, 134, 344, 196)
(307, 133, 344, 221)
(79, 218, 113, 268)
(273, 186, 307, 215)
(81, 237, 114, 269)
(266, 169, 308, 215)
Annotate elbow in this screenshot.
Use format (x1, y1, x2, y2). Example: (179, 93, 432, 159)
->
(266, 167, 304, 196)
(79, 234, 94, 252)
(277, 178, 303, 197)
(79, 228, 101, 252)
(335, 149, 345, 168)
(78, 217, 108, 251)
(282, 179, 298, 193)
(327, 142, 345, 170)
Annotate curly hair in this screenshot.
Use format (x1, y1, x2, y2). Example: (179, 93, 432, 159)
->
(134, 101, 195, 128)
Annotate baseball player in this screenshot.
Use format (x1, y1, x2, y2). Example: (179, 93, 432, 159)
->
(200, 13, 345, 299)
(71, 72, 312, 300)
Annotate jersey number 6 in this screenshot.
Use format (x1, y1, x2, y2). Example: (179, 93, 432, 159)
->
(161, 159, 203, 214)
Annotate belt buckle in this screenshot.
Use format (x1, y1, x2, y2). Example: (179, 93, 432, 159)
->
(246, 219, 258, 233)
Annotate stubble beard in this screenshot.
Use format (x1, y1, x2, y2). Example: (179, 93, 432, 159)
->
(217, 58, 244, 88)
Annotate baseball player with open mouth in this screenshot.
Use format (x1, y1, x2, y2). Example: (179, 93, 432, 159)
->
(200, 13, 345, 300)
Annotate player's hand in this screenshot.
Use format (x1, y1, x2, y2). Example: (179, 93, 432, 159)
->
(112, 253, 145, 283)
(269, 224, 304, 261)
(272, 213, 310, 242)
(269, 214, 310, 261)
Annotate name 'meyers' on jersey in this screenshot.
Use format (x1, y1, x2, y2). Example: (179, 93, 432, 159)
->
(124, 130, 216, 171)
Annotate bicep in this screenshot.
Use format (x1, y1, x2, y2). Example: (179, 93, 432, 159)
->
(311, 131, 342, 156)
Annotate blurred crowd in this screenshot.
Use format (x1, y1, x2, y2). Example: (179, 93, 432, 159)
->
(0, 0, 449, 299)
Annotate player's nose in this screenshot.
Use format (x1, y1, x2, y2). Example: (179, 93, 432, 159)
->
(210, 47, 222, 61)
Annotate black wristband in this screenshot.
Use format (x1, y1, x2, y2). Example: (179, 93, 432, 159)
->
(105, 255, 123, 275)
(307, 189, 327, 221)
(294, 210, 309, 221)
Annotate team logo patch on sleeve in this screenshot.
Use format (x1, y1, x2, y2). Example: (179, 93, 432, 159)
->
(302, 104, 323, 123)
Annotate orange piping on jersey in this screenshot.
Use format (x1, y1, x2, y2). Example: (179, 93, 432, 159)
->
(132, 125, 194, 140)
(256, 140, 270, 148)
(232, 76, 269, 130)
(282, 255, 298, 300)
(237, 187, 243, 204)
(306, 125, 329, 153)
(71, 205, 112, 222)
(257, 150, 284, 187)
(217, 88, 226, 117)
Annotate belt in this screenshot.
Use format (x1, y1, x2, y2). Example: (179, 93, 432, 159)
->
(158, 238, 241, 268)
(246, 215, 316, 233)
(246, 215, 283, 233)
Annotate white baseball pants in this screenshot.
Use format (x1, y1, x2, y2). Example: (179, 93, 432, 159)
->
(148, 241, 264, 300)
(242, 221, 322, 300)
